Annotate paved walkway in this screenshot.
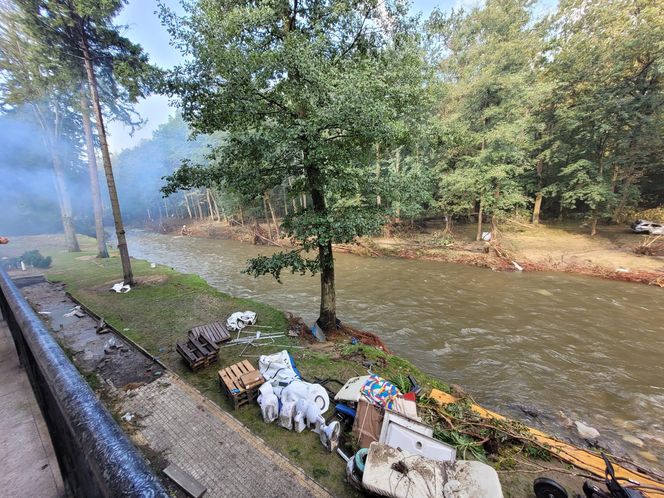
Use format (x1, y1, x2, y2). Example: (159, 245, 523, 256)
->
(120, 373, 332, 498)
(0, 319, 64, 498)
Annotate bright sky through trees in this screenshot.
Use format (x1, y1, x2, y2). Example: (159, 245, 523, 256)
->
(107, 0, 556, 152)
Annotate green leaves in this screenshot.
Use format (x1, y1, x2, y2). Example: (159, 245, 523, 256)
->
(243, 250, 320, 283)
(282, 208, 386, 250)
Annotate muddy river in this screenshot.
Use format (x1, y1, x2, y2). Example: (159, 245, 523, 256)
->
(127, 230, 664, 469)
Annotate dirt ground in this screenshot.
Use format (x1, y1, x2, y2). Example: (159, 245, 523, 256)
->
(20, 279, 160, 389)
(149, 217, 664, 287)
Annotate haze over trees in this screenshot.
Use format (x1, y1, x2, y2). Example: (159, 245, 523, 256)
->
(0, 0, 158, 283)
(0, 0, 663, 328)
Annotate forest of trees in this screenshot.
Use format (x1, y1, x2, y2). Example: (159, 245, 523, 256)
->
(1, 0, 663, 327)
(114, 0, 664, 236)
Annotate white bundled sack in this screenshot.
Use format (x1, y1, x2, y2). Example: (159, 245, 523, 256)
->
(259, 350, 299, 396)
(279, 399, 296, 430)
(257, 383, 279, 423)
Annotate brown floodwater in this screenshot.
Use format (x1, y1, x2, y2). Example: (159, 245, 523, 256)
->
(127, 230, 664, 470)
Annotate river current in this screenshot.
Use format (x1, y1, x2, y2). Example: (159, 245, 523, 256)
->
(127, 230, 664, 469)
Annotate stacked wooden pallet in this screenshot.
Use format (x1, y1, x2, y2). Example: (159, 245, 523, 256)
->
(188, 321, 231, 345)
(218, 360, 264, 410)
(176, 335, 219, 371)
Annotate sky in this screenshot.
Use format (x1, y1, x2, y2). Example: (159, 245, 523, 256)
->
(106, 0, 538, 153)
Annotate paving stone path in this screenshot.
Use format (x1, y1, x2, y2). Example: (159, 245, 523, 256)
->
(0, 319, 64, 498)
(120, 372, 333, 498)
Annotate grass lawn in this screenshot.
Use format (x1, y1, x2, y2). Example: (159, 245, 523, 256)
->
(4, 234, 457, 496)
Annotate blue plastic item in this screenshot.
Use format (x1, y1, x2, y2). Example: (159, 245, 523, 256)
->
(355, 448, 369, 473)
(287, 352, 302, 379)
(335, 403, 357, 419)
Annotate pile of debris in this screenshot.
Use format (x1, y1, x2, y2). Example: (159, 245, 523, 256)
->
(220, 348, 504, 498)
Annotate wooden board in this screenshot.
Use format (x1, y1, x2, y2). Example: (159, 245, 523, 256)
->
(429, 389, 664, 497)
(163, 463, 206, 498)
(189, 321, 231, 345)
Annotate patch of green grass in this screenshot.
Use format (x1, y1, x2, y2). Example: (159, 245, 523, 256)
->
(11, 235, 356, 496)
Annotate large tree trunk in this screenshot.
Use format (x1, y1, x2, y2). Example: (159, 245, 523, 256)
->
(32, 104, 80, 252)
(79, 23, 132, 284)
(51, 151, 80, 252)
(80, 93, 108, 258)
(476, 198, 484, 241)
(532, 192, 543, 225)
(306, 162, 336, 332)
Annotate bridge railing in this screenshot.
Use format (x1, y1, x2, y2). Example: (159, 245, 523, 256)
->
(0, 267, 168, 498)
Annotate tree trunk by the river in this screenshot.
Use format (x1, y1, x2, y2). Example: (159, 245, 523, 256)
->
(532, 192, 543, 225)
(306, 160, 337, 332)
(80, 93, 108, 258)
(262, 193, 273, 240)
(78, 21, 132, 284)
(476, 198, 484, 242)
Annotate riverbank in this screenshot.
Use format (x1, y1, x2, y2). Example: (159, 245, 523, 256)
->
(3, 233, 628, 497)
(155, 218, 664, 287)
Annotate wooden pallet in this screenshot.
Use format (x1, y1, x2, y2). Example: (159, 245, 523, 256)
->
(188, 321, 231, 345)
(218, 360, 264, 410)
(176, 335, 219, 371)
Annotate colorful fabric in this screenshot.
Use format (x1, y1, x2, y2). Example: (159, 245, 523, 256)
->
(360, 374, 401, 410)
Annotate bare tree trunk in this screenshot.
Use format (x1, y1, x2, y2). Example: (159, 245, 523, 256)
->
(394, 148, 401, 218)
(476, 198, 484, 241)
(590, 215, 598, 236)
(288, 177, 298, 213)
(32, 103, 80, 253)
(532, 192, 543, 225)
(283, 185, 289, 216)
(239, 205, 245, 225)
(444, 214, 452, 233)
(375, 143, 382, 207)
(51, 152, 80, 252)
(195, 193, 204, 219)
(80, 93, 108, 258)
(184, 194, 193, 218)
(301, 193, 307, 210)
(79, 22, 132, 284)
(206, 189, 215, 221)
(262, 193, 273, 240)
(267, 193, 280, 238)
(163, 198, 169, 218)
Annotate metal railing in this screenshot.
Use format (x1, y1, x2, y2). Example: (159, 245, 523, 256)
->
(0, 267, 168, 498)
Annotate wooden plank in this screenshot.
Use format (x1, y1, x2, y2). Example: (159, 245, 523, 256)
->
(230, 363, 244, 379)
(176, 343, 196, 362)
(189, 337, 208, 355)
(163, 463, 206, 498)
(240, 360, 255, 372)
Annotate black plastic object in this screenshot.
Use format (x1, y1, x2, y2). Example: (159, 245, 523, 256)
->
(0, 267, 168, 497)
(534, 477, 569, 498)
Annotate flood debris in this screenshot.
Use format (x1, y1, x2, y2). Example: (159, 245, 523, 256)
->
(110, 282, 131, 293)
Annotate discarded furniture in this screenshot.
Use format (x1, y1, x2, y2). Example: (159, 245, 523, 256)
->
(218, 360, 264, 410)
(334, 375, 370, 403)
(188, 321, 231, 345)
(378, 411, 456, 463)
(176, 335, 219, 371)
(361, 442, 503, 498)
